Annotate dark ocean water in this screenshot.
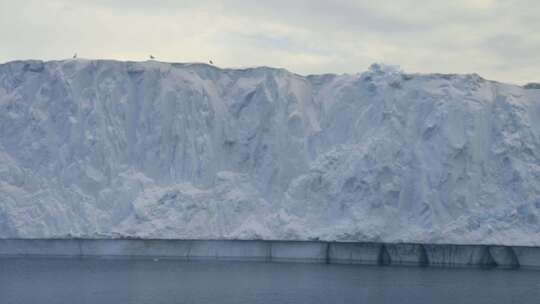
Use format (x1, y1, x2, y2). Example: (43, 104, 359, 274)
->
(1, 258, 539, 304)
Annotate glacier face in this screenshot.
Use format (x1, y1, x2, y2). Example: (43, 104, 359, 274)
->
(0, 60, 539, 245)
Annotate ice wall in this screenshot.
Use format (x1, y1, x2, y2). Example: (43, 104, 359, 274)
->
(0, 60, 540, 245)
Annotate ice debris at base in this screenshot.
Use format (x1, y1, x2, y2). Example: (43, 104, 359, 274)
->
(0, 59, 539, 245)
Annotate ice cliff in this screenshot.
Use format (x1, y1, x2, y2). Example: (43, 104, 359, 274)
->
(0, 60, 539, 245)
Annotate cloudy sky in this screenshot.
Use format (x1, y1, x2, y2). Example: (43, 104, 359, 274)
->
(1, 0, 538, 84)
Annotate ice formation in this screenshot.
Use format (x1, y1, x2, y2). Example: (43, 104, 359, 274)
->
(0, 60, 539, 245)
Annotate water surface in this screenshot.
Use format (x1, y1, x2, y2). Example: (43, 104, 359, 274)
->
(1, 258, 539, 304)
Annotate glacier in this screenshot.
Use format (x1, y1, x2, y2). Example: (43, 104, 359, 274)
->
(0, 59, 539, 245)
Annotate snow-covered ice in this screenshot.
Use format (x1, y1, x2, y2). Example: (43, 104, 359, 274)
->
(0, 59, 539, 245)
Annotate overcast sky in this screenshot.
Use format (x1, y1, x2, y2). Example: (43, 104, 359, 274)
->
(1, 0, 538, 84)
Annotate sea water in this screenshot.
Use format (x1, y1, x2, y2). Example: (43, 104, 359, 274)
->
(1, 258, 539, 304)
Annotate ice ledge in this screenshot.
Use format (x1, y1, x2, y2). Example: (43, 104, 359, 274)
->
(0, 239, 538, 269)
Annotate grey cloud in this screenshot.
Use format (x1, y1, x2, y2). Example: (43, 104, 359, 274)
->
(0, 0, 538, 83)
